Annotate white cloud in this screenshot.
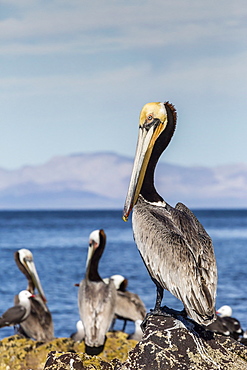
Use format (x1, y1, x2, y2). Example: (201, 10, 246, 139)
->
(0, 0, 247, 169)
(1, 45, 246, 103)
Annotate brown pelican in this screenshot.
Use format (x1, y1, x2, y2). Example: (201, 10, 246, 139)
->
(14, 248, 54, 342)
(105, 274, 146, 331)
(123, 102, 217, 326)
(0, 290, 34, 328)
(78, 229, 117, 355)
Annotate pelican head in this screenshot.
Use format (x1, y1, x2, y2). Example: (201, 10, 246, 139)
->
(123, 102, 176, 221)
(110, 274, 128, 291)
(85, 229, 106, 272)
(17, 248, 47, 303)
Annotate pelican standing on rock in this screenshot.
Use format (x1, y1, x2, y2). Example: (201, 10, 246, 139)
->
(0, 290, 34, 328)
(14, 248, 54, 342)
(123, 102, 217, 326)
(78, 229, 117, 355)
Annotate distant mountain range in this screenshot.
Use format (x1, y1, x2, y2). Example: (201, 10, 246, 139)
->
(0, 152, 247, 209)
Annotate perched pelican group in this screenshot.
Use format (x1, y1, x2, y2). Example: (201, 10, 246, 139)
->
(0, 231, 146, 353)
(14, 249, 54, 342)
(0, 249, 54, 342)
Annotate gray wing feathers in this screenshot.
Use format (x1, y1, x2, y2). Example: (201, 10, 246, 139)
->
(115, 291, 146, 321)
(133, 199, 217, 325)
(175, 202, 217, 309)
(20, 298, 54, 341)
(15, 294, 54, 341)
(78, 279, 117, 347)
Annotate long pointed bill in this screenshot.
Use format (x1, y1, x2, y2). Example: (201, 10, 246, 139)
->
(86, 244, 95, 270)
(85, 230, 100, 270)
(123, 121, 165, 221)
(25, 260, 47, 303)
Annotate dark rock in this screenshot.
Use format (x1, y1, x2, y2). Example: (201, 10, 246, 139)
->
(120, 314, 247, 369)
(41, 314, 247, 370)
(43, 350, 121, 370)
(44, 351, 86, 369)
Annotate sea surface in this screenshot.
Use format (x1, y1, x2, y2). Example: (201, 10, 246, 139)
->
(0, 209, 247, 340)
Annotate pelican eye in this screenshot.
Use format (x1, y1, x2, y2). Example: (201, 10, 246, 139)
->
(24, 257, 32, 262)
(143, 116, 160, 131)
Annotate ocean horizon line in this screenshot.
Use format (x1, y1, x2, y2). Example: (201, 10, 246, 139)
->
(1, 207, 247, 212)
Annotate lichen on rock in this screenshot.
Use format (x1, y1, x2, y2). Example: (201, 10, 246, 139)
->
(120, 314, 247, 369)
(2, 316, 247, 370)
(0, 331, 137, 370)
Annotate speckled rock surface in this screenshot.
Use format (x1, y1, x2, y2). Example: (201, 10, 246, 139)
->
(44, 314, 247, 370)
(119, 314, 247, 369)
(44, 351, 121, 370)
(43, 331, 135, 369)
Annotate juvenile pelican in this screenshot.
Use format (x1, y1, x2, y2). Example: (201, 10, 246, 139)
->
(123, 102, 217, 326)
(78, 229, 117, 355)
(0, 290, 34, 328)
(14, 249, 54, 342)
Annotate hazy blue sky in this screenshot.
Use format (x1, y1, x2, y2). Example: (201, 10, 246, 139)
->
(1, 0, 246, 169)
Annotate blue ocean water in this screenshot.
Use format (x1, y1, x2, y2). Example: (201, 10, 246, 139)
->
(0, 209, 247, 340)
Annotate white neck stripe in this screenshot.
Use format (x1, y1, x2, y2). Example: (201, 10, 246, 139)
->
(140, 195, 166, 207)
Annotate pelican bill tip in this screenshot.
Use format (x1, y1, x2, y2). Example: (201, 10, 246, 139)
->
(122, 215, 128, 222)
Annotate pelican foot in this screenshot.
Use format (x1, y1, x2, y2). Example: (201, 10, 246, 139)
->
(141, 306, 187, 332)
(161, 306, 187, 318)
(141, 309, 172, 332)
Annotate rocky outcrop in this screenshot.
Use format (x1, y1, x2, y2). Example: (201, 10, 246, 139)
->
(120, 314, 247, 369)
(1, 315, 247, 369)
(43, 314, 247, 370)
